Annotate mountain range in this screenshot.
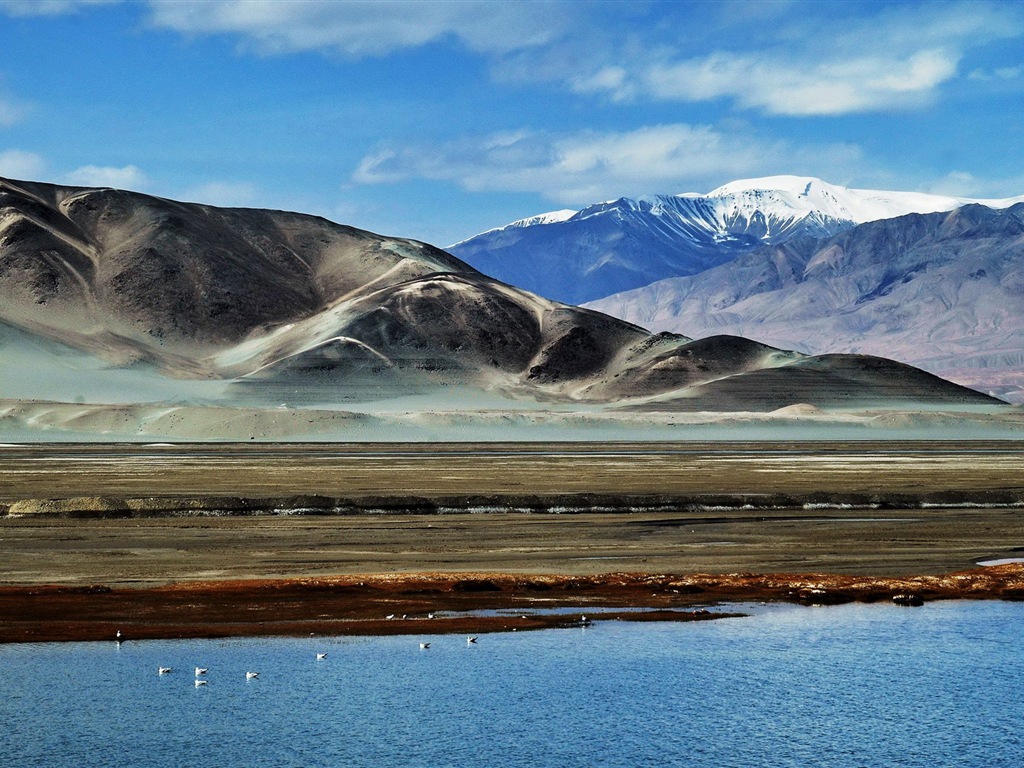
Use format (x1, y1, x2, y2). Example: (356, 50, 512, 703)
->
(586, 203, 1024, 403)
(448, 175, 1022, 306)
(451, 176, 1024, 402)
(0, 175, 1001, 442)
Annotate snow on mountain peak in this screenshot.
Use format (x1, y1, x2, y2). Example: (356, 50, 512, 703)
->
(515, 209, 578, 227)
(448, 208, 577, 247)
(706, 175, 827, 198)
(696, 175, 1021, 225)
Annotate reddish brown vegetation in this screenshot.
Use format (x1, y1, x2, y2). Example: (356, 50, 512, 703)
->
(2, 565, 1021, 644)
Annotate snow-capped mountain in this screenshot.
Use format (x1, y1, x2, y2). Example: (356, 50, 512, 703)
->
(698, 175, 1013, 226)
(449, 176, 1023, 305)
(586, 203, 1024, 403)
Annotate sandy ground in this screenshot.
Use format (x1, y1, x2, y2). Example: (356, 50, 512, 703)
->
(4, 398, 1024, 443)
(3, 507, 1024, 586)
(4, 440, 1024, 503)
(2, 441, 1023, 642)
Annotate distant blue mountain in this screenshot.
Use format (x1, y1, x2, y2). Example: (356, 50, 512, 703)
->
(449, 176, 1020, 305)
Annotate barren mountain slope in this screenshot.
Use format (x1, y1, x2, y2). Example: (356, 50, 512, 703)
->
(0, 177, 1003, 416)
(0, 177, 470, 374)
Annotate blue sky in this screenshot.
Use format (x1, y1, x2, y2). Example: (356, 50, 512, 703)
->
(1, 0, 1022, 246)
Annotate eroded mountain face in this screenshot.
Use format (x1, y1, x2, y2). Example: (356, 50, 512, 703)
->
(0, 177, 1001, 410)
(0, 178, 469, 367)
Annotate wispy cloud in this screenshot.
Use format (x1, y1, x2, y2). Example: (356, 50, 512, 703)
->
(619, 49, 958, 116)
(145, 0, 571, 58)
(27, 1, 1015, 121)
(0, 155, 156, 192)
(0, 0, 116, 16)
(571, 2, 1023, 116)
(180, 181, 258, 207)
(969, 65, 1023, 81)
(0, 83, 31, 127)
(62, 164, 148, 190)
(921, 170, 1024, 200)
(0, 97, 28, 127)
(353, 124, 866, 204)
(0, 149, 45, 179)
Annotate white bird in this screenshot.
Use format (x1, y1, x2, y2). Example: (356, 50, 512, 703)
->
(419, 642, 430, 650)
(467, 636, 478, 644)
(158, 667, 172, 675)
(115, 629, 123, 642)
(428, 613, 435, 619)
(194, 679, 208, 687)
(246, 671, 260, 680)
(195, 667, 208, 676)
(316, 653, 327, 660)
(386, 614, 395, 620)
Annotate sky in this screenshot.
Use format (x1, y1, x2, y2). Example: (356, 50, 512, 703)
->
(1, 0, 1022, 247)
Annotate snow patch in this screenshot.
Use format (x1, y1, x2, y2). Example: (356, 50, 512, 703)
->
(447, 209, 577, 247)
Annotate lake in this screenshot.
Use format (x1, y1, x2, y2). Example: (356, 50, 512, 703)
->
(1, 601, 1021, 767)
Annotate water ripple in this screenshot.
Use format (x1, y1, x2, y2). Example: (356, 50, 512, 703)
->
(1, 602, 1022, 767)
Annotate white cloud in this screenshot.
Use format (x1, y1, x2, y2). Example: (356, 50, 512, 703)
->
(633, 49, 958, 116)
(0, 97, 28, 127)
(0, 149, 46, 179)
(62, 164, 148, 190)
(572, 2, 1023, 116)
(0, 84, 31, 127)
(921, 171, 1024, 200)
(145, 0, 570, 58)
(970, 65, 1023, 81)
(353, 124, 867, 204)
(180, 181, 258, 208)
(570, 66, 635, 102)
(0, 0, 117, 16)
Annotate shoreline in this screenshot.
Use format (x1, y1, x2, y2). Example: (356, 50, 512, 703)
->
(3, 566, 1022, 644)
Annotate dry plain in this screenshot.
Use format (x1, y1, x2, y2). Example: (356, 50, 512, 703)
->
(2, 441, 1024, 642)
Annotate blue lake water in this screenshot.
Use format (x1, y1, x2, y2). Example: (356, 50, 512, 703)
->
(1, 601, 1022, 767)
